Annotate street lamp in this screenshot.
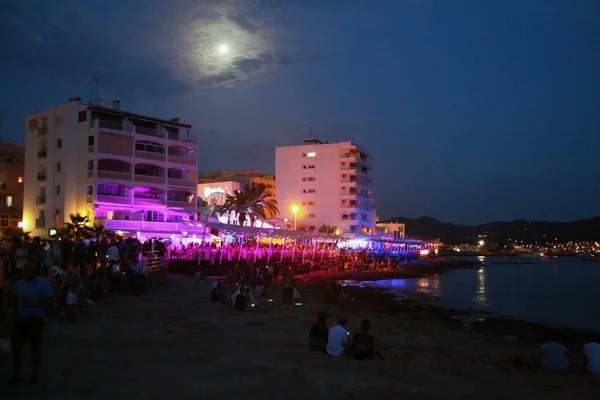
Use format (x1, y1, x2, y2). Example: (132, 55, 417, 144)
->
(291, 205, 299, 230)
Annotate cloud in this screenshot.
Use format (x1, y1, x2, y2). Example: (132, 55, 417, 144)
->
(0, 0, 297, 96)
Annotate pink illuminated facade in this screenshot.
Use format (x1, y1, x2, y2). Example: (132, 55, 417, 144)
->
(23, 98, 198, 238)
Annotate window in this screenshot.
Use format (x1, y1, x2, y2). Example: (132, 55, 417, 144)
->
(88, 160, 94, 171)
(307, 152, 316, 157)
(302, 189, 316, 194)
(307, 213, 316, 218)
(56, 139, 62, 149)
(54, 185, 61, 196)
(87, 185, 94, 195)
(28, 119, 38, 130)
(302, 165, 316, 169)
(56, 115, 64, 126)
(39, 210, 45, 219)
(0, 183, 6, 190)
(6, 196, 12, 207)
(78, 111, 87, 122)
(302, 177, 315, 182)
(302, 153, 306, 157)
(40, 117, 48, 127)
(18, 176, 23, 183)
(301, 201, 315, 206)
(55, 162, 61, 172)
(88, 136, 95, 146)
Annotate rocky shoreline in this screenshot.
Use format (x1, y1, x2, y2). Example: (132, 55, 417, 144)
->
(300, 258, 600, 351)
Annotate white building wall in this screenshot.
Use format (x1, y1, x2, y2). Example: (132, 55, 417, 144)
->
(275, 140, 375, 235)
(197, 180, 240, 206)
(23, 99, 198, 238)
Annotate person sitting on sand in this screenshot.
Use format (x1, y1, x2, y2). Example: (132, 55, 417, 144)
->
(309, 312, 329, 352)
(350, 319, 385, 360)
(541, 341, 568, 372)
(210, 282, 222, 303)
(584, 342, 600, 374)
(326, 318, 350, 356)
(234, 289, 247, 311)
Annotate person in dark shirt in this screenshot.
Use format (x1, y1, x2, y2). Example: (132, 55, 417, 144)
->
(234, 291, 247, 310)
(309, 312, 329, 352)
(350, 319, 385, 360)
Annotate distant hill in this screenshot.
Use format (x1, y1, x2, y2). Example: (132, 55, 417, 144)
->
(383, 216, 600, 245)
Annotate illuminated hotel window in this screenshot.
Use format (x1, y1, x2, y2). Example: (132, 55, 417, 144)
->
(6, 196, 12, 207)
(307, 152, 316, 157)
(18, 176, 23, 183)
(302, 177, 315, 182)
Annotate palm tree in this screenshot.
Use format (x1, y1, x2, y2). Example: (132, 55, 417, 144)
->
(90, 222, 108, 241)
(66, 213, 92, 239)
(219, 182, 278, 226)
(0, 227, 31, 243)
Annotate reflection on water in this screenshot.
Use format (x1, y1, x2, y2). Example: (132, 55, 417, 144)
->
(346, 257, 600, 332)
(342, 277, 441, 299)
(474, 267, 488, 308)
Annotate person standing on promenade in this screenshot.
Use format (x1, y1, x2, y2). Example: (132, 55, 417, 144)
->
(9, 261, 54, 384)
(281, 271, 295, 308)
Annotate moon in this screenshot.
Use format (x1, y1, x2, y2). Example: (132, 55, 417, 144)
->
(218, 44, 229, 54)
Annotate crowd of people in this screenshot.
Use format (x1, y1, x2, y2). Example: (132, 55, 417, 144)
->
(168, 240, 426, 266)
(0, 235, 168, 384)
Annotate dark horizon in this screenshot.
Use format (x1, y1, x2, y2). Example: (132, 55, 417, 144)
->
(384, 214, 600, 227)
(1, 1, 599, 225)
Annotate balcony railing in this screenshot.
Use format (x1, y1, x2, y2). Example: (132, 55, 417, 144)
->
(96, 194, 133, 205)
(167, 199, 194, 208)
(168, 178, 196, 188)
(98, 120, 124, 131)
(36, 195, 46, 205)
(135, 126, 159, 137)
(35, 218, 45, 228)
(97, 170, 132, 181)
(37, 150, 47, 158)
(37, 173, 47, 181)
(134, 174, 165, 184)
(38, 127, 48, 136)
(167, 154, 196, 165)
(134, 197, 165, 206)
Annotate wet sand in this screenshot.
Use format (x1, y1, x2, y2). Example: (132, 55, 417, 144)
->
(1, 271, 598, 400)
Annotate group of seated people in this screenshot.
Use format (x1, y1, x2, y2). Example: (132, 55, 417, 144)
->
(309, 313, 385, 360)
(210, 278, 268, 311)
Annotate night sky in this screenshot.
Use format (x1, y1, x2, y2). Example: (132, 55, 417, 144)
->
(1, 1, 599, 225)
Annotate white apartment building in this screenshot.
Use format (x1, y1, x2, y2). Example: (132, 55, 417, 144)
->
(23, 97, 198, 238)
(275, 138, 376, 235)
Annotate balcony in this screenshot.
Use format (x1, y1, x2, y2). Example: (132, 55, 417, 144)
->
(102, 219, 192, 232)
(167, 154, 196, 165)
(167, 178, 196, 188)
(36, 195, 46, 205)
(38, 127, 48, 136)
(134, 125, 165, 139)
(135, 150, 166, 162)
(35, 218, 45, 228)
(96, 194, 133, 205)
(133, 197, 165, 206)
(97, 170, 132, 181)
(37, 150, 47, 158)
(99, 120, 124, 131)
(340, 191, 358, 197)
(167, 199, 194, 208)
(37, 173, 47, 181)
(135, 174, 165, 184)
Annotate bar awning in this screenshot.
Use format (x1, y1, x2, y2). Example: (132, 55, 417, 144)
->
(204, 221, 343, 243)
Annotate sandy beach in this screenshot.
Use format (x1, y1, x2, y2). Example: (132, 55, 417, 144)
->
(1, 269, 598, 400)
